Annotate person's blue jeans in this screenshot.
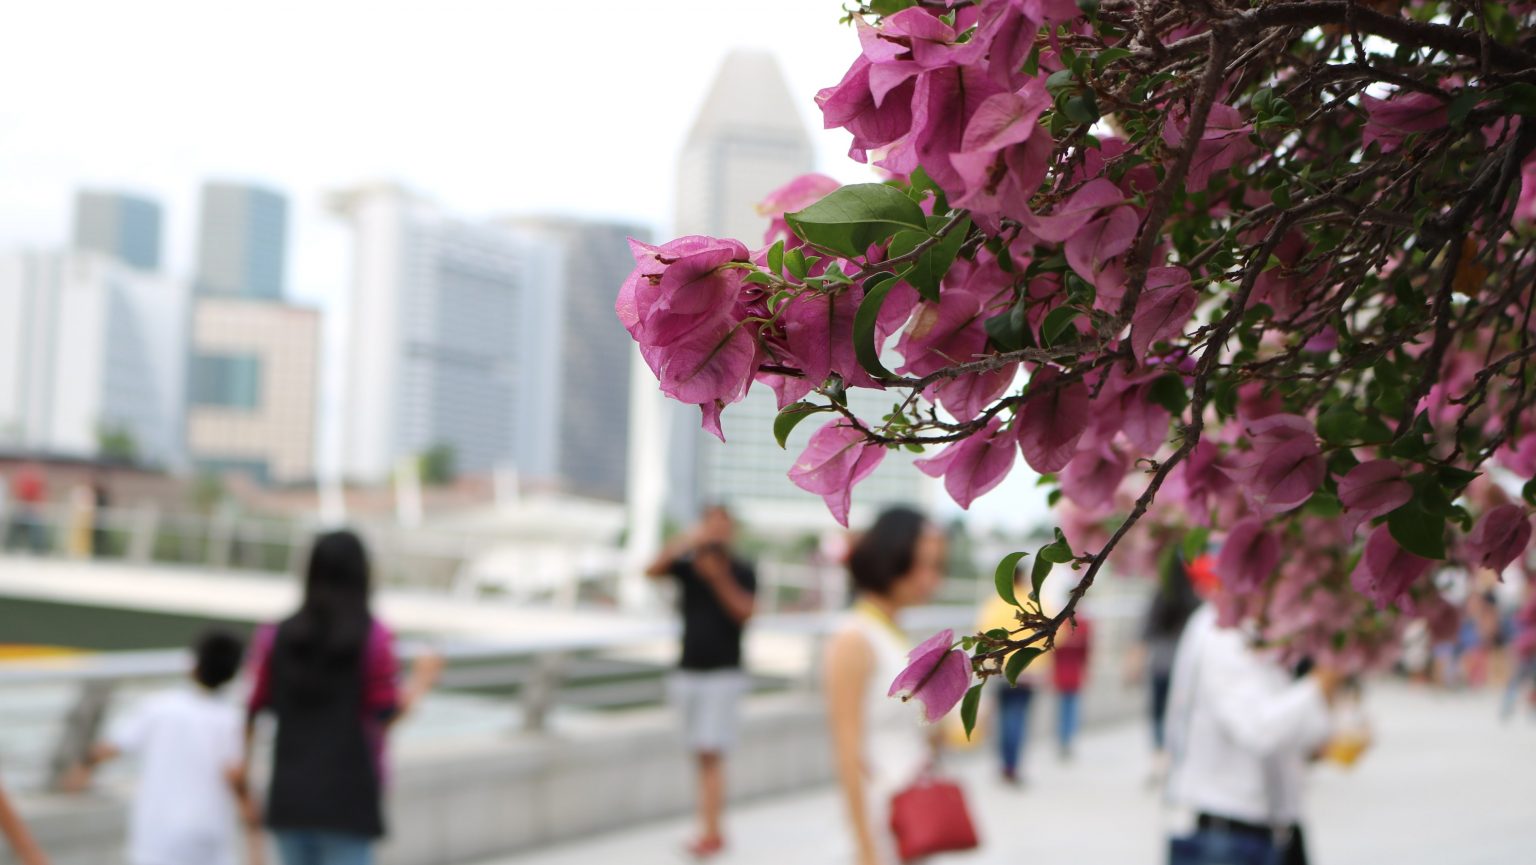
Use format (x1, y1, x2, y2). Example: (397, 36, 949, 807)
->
(1169, 827, 1281, 865)
(273, 830, 374, 865)
(1150, 672, 1173, 750)
(996, 684, 1034, 774)
(1057, 689, 1081, 753)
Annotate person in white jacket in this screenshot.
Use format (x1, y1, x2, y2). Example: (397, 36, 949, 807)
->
(1164, 604, 1344, 865)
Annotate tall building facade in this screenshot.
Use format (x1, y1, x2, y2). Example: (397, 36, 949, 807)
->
(72, 190, 163, 271)
(186, 298, 319, 483)
(503, 217, 645, 501)
(0, 251, 189, 465)
(667, 51, 931, 530)
(195, 182, 288, 299)
(332, 184, 538, 483)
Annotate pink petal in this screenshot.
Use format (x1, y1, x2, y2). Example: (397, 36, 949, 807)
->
(1023, 179, 1124, 243)
(1060, 442, 1130, 511)
(1015, 369, 1091, 473)
(1336, 459, 1412, 539)
(787, 420, 888, 527)
(1244, 434, 1325, 517)
(1466, 504, 1533, 574)
(1065, 206, 1138, 284)
(1130, 266, 1197, 363)
(1351, 525, 1432, 608)
(1216, 517, 1280, 594)
(915, 418, 1016, 509)
(960, 81, 1051, 154)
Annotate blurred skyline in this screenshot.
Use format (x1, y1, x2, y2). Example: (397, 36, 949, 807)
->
(0, 0, 1049, 531)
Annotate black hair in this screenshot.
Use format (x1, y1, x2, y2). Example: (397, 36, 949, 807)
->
(848, 506, 928, 598)
(1145, 547, 1201, 639)
(273, 529, 374, 701)
(193, 629, 245, 690)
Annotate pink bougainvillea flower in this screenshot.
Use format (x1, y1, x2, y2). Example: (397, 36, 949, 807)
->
(757, 173, 842, 245)
(1352, 525, 1433, 609)
(816, 56, 916, 162)
(1221, 414, 1325, 517)
(1162, 102, 1256, 190)
(651, 320, 758, 424)
(1361, 91, 1448, 153)
(1065, 206, 1139, 290)
(1015, 368, 1091, 473)
(776, 289, 874, 407)
(1130, 266, 1198, 363)
(1215, 517, 1281, 594)
(915, 416, 1017, 509)
(930, 364, 1018, 423)
(787, 420, 887, 527)
(888, 628, 972, 724)
(1061, 441, 1131, 511)
(1465, 504, 1534, 575)
(1022, 179, 1124, 242)
(1336, 459, 1412, 539)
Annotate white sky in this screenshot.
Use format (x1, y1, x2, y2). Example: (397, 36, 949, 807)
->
(0, 0, 1046, 530)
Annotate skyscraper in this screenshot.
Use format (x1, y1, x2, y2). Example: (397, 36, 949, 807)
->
(502, 216, 646, 501)
(331, 184, 538, 483)
(0, 250, 189, 465)
(72, 190, 163, 271)
(666, 50, 931, 530)
(195, 181, 288, 299)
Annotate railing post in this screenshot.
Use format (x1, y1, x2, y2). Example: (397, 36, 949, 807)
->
(48, 680, 114, 790)
(126, 505, 159, 563)
(521, 652, 566, 733)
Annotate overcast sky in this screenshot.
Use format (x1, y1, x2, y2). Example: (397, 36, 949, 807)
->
(0, 0, 1047, 530)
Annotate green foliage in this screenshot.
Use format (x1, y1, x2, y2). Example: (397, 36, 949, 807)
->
(785, 184, 931, 259)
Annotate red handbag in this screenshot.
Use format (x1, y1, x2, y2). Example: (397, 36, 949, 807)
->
(889, 774, 980, 861)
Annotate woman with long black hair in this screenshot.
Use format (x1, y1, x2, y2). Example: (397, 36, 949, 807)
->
(245, 530, 439, 865)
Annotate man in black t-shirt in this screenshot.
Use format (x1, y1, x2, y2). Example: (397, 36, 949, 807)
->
(646, 505, 756, 859)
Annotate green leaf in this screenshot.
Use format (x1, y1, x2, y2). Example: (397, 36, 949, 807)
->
(766, 240, 784, 277)
(1387, 502, 1446, 560)
(1041, 528, 1074, 563)
(887, 216, 969, 302)
(773, 402, 829, 449)
(1030, 555, 1053, 602)
(960, 683, 985, 739)
(985, 298, 1034, 353)
(1062, 93, 1100, 125)
(1304, 492, 1342, 517)
(1436, 465, 1480, 490)
(1447, 89, 1481, 125)
(1005, 648, 1044, 685)
(1496, 83, 1536, 117)
(784, 183, 930, 259)
(1148, 374, 1189, 414)
(1041, 306, 1081, 346)
(1045, 69, 1076, 97)
(784, 247, 808, 280)
(870, 0, 917, 14)
(853, 275, 901, 380)
(1317, 402, 1364, 445)
(1092, 47, 1131, 72)
(1523, 478, 1536, 508)
(742, 271, 774, 286)
(984, 628, 1010, 642)
(995, 551, 1028, 607)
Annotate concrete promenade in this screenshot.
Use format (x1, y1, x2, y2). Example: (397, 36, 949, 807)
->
(485, 683, 1536, 865)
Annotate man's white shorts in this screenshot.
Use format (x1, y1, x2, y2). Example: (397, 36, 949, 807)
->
(670, 669, 748, 754)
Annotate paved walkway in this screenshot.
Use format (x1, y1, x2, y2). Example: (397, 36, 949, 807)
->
(481, 682, 1536, 865)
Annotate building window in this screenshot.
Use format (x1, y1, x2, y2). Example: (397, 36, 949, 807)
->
(190, 353, 262, 409)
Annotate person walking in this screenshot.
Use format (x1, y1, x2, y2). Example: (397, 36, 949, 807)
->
(823, 507, 947, 865)
(977, 568, 1039, 785)
(1051, 614, 1093, 761)
(1165, 601, 1344, 865)
(1133, 550, 1204, 770)
(1503, 593, 1536, 720)
(245, 530, 441, 865)
(646, 505, 757, 859)
(0, 779, 49, 865)
(69, 630, 262, 865)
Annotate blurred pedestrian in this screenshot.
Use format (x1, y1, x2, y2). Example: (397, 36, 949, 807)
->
(1165, 602, 1346, 865)
(823, 507, 948, 865)
(645, 504, 757, 859)
(0, 778, 49, 865)
(90, 473, 112, 557)
(977, 568, 1038, 785)
(1503, 593, 1536, 720)
(1051, 614, 1092, 761)
(1130, 549, 1203, 774)
(7, 463, 48, 554)
(246, 530, 441, 865)
(69, 629, 262, 865)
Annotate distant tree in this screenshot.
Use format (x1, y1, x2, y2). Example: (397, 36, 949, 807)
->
(96, 424, 138, 464)
(419, 443, 457, 486)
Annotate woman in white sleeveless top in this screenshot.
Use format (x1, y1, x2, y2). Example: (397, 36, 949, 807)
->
(823, 508, 948, 865)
